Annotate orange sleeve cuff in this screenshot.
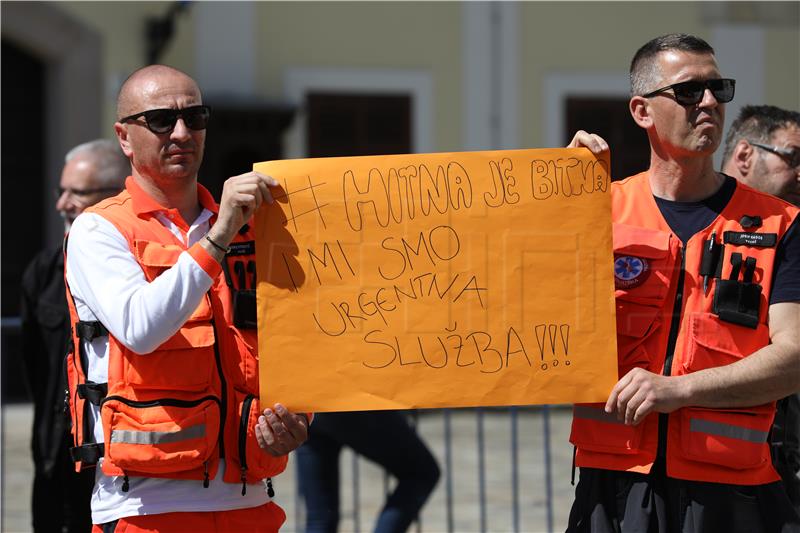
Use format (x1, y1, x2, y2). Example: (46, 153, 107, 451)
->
(188, 242, 222, 279)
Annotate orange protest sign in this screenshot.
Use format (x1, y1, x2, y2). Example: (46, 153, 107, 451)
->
(254, 148, 617, 412)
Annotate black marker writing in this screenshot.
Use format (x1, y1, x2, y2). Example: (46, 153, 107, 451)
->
(378, 225, 461, 280)
(530, 158, 609, 200)
(343, 163, 473, 232)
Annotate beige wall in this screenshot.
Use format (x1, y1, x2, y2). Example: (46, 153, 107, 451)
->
(56, 1, 197, 135)
(49, 1, 800, 153)
(255, 2, 463, 152)
(55, 1, 464, 151)
(517, 2, 798, 147)
(520, 2, 708, 147)
(765, 28, 800, 110)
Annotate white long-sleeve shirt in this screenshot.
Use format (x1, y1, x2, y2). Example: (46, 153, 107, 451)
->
(66, 208, 271, 524)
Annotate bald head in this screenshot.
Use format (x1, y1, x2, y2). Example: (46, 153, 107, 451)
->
(113, 64, 206, 188)
(116, 65, 201, 119)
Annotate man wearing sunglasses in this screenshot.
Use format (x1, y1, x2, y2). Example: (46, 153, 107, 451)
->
(721, 104, 800, 515)
(567, 34, 800, 532)
(722, 105, 800, 208)
(21, 139, 127, 533)
(63, 65, 309, 533)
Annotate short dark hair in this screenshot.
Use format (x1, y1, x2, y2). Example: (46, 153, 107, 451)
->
(721, 105, 800, 166)
(630, 33, 715, 96)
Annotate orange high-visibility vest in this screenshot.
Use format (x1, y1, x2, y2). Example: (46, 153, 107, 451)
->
(65, 177, 286, 493)
(570, 172, 799, 485)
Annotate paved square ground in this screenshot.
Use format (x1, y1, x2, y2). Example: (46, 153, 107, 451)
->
(2, 404, 577, 533)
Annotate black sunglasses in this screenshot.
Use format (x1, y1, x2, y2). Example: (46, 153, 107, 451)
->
(750, 142, 800, 169)
(119, 105, 211, 134)
(642, 78, 735, 106)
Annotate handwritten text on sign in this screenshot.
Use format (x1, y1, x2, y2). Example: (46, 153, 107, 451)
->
(254, 148, 617, 412)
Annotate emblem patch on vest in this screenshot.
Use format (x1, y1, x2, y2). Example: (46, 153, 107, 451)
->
(614, 255, 650, 289)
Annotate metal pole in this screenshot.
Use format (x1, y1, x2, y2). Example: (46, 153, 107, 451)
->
(511, 406, 520, 533)
(477, 408, 487, 533)
(295, 459, 303, 532)
(411, 410, 422, 533)
(543, 405, 554, 533)
(444, 409, 454, 533)
(352, 453, 360, 533)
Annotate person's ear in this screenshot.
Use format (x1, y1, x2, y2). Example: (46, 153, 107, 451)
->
(732, 140, 755, 176)
(629, 96, 653, 129)
(114, 122, 133, 159)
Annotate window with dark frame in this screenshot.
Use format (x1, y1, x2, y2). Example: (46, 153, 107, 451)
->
(307, 93, 412, 158)
(565, 97, 650, 181)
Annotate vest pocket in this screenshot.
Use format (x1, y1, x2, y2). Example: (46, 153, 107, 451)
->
(570, 403, 643, 454)
(616, 300, 660, 375)
(613, 223, 678, 306)
(224, 326, 259, 391)
(134, 239, 213, 322)
(226, 390, 288, 487)
(679, 405, 772, 470)
(123, 324, 215, 391)
(682, 313, 770, 372)
(101, 395, 221, 474)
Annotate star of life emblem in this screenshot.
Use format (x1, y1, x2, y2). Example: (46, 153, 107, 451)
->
(614, 255, 650, 289)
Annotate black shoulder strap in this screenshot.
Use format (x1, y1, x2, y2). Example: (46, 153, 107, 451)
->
(69, 443, 105, 465)
(76, 381, 108, 405)
(76, 320, 108, 341)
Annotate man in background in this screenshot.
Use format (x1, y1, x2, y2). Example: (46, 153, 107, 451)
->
(721, 104, 800, 512)
(722, 105, 800, 206)
(21, 139, 128, 532)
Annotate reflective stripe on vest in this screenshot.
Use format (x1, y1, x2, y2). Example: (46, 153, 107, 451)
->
(574, 406, 625, 424)
(689, 418, 768, 444)
(110, 424, 206, 445)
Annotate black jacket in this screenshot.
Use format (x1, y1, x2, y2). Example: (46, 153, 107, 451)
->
(20, 244, 72, 476)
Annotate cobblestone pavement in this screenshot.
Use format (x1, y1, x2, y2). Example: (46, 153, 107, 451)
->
(2, 403, 577, 533)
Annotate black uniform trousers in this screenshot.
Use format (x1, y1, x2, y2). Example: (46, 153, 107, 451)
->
(774, 394, 800, 516)
(567, 458, 800, 533)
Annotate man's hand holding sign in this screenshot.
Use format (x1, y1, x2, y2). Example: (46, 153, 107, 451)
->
(254, 148, 617, 412)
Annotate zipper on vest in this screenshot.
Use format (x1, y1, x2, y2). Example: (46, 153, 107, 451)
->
(62, 349, 71, 414)
(657, 245, 685, 458)
(100, 395, 221, 409)
(63, 385, 71, 414)
(239, 394, 255, 495)
(68, 341, 83, 447)
(102, 395, 221, 490)
(210, 319, 228, 460)
(662, 246, 686, 378)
